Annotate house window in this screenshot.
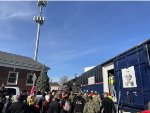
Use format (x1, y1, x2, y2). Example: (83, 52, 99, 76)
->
(7, 71, 19, 85)
(26, 74, 33, 86)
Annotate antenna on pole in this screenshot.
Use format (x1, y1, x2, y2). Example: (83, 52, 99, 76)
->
(33, 0, 48, 61)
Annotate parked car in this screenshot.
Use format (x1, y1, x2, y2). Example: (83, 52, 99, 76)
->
(5, 86, 20, 97)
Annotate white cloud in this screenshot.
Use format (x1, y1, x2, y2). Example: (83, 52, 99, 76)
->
(0, 2, 36, 21)
(6, 11, 34, 20)
(0, 2, 37, 55)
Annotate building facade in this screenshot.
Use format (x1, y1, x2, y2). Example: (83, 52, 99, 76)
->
(49, 82, 60, 91)
(0, 51, 49, 91)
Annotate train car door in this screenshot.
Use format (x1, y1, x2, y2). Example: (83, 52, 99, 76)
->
(102, 62, 116, 101)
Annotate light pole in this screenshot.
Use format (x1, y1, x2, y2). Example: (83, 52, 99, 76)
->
(33, 0, 48, 61)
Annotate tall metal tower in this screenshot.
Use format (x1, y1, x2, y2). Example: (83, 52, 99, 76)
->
(33, 0, 48, 61)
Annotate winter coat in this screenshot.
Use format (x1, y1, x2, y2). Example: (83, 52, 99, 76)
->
(100, 97, 116, 113)
(42, 100, 49, 113)
(92, 95, 102, 103)
(83, 100, 95, 113)
(92, 95, 101, 113)
(7, 102, 29, 113)
(74, 96, 85, 113)
(47, 98, 60, 113)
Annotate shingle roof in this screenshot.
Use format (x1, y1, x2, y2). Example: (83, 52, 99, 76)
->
(0, 51, 49, 70)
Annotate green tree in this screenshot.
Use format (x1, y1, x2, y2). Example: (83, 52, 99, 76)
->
(35, 65, 49, 93)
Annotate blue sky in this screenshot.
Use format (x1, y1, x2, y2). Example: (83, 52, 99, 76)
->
(0, 1, 150, 82)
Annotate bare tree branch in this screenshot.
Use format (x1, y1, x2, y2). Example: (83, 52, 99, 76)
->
(59, 75, 69, 85)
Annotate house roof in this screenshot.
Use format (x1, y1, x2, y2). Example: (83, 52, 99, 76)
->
(0, 51, 49, 71)
(50, 82, 60, 86)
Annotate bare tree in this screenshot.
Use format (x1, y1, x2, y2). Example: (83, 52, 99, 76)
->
(59, 75, 69, 85)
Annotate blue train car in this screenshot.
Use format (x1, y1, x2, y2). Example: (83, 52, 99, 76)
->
(101, 39, 150, 112)
(65, 39, 150, 112)
(113, 39, 150, 112)
(79, 39, 150, 112)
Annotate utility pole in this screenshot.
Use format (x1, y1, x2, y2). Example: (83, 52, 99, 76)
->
(33, 0, 48, 61)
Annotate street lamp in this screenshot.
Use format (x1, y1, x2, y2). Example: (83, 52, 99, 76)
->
(34, 0, 48, 61)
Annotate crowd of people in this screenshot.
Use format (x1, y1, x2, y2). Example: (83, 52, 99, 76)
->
(0, 83, 116, 113)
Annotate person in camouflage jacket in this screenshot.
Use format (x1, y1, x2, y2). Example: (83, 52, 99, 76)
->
(83, 96, 95, 113)
(92, 91, 102, 113)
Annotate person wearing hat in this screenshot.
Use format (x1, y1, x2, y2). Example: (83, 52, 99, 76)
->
(83, 96, 95, 113)
(92, 91, 102, 103)
(74, 92, 85, 113)
(92, 91, 102, 113)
